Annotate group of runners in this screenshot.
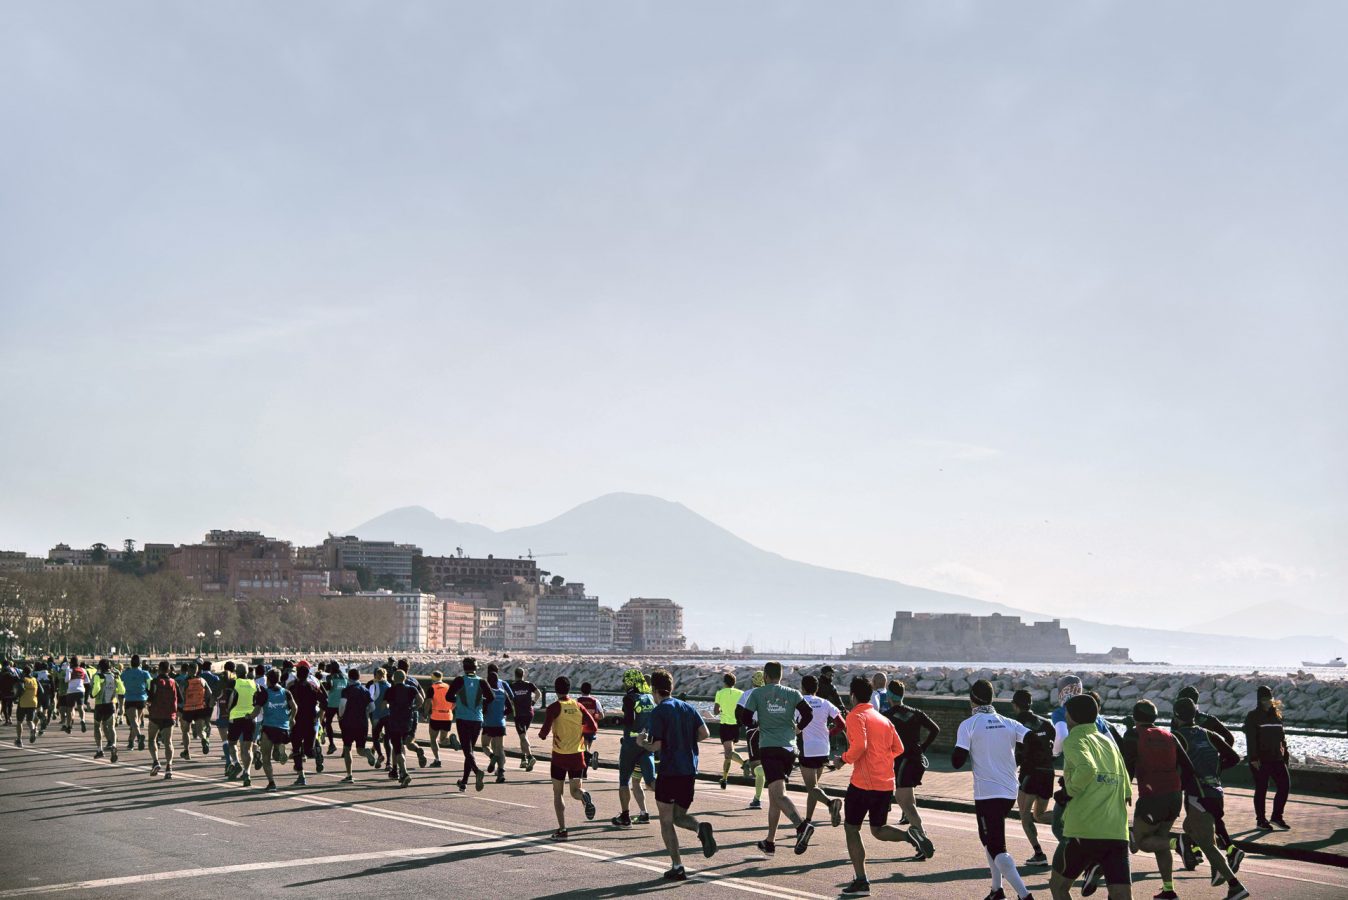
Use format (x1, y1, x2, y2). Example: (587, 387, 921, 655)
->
(0, 654, 1295, 898)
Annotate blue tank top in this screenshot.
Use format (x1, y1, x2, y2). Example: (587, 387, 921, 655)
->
(483, 679, 508, 728)
(262, 686, 290, 729)
(454, 675, 484, 723)
(326, 675, 348, 708)
(120, 668, 150, 702)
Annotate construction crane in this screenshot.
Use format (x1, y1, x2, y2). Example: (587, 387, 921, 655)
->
(525, 549, 567, 560)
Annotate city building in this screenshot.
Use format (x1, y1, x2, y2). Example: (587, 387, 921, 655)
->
(443, 599, 476, 651)
(536, 583, 608, 651)
(425, 600, 445, 652)
(598, 605, 615, 649)
(421, 554, 539, 590)
(614, 597, 686, 652)
(142, 543, 175, 571)
(47, 543, 124, 565)
(347, 590, 436, 651)
(321, 536, 420, 589)
(503, 602, 537, 651)
(0, 551, 44, 574)
(844, 611, 1131, 663)
(475, 606, 504, 651)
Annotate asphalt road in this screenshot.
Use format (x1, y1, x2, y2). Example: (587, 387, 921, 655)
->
(2, 729, 1345, 899)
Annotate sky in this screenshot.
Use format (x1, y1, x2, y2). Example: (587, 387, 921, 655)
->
(1, 2, 1344, 631)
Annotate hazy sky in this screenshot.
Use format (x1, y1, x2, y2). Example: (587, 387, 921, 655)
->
(2, 2, 1344, 629)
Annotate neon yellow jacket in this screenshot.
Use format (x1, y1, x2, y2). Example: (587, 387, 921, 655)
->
(1063, 723, 1132, 840)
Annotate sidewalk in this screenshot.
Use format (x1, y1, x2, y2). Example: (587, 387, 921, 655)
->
(547, 726, 1348, 869)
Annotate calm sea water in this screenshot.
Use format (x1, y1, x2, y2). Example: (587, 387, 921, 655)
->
(675, 658, 1348, 681)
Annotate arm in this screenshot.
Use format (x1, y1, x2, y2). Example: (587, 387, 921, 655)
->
(1121, 731, 1139, 780)
(1208, 729, 1241, 771)
(842, 709, 867, 766)
(1241, 711, 1258, 764)
(622, 693, 637, 731)
(286, 691, 298, 728)
(793, 699, 814, 733)
(537, 703, 559, 741)
(1063, 747, 1095, 799)
(951, 721, 970, 770)
(578, 704, 599, 733)
(479, 682, 490, 711)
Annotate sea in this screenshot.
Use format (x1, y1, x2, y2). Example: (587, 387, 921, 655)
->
(674, 658, 1348, 681)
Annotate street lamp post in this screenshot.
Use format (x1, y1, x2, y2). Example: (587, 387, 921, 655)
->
(196, 631, 205, 656)
(213, 629, 221, 659)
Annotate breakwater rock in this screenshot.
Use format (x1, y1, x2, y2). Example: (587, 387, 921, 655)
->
(393, 656, 1347, 728)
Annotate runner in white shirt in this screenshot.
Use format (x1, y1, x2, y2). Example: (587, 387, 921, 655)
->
(736, 673, 767, 810)
(953, 679, 1036, 900)
(797, 675, 844, 827)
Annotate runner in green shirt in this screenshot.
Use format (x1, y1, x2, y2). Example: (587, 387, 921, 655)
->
(741, 661, 816, 856)
(713, 673, 744, 789)
(1049, 693, 1133, 899)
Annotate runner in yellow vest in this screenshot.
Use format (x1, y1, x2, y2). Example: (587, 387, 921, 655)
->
(538, 675, 598, 840)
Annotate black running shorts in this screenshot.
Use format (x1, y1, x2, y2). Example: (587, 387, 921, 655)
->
(844, 784, 893, 828)
(718, 724, 740, 742)
(227, 719, 255, 742)
(975, 797, 1016, 857)
(896, 755, 926, 788)
(1054, 837, 1131, 886)
(1136, 791, 1183, 826)
(1019, 770, 1054, 801)
(760, 747, 795, 786)
(655, 774, 696, 810)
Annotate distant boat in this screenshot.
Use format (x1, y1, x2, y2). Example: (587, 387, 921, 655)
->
(1301, 657, 1346, 668)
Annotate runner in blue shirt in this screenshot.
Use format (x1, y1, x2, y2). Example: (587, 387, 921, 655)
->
(119, 654, 151, 752)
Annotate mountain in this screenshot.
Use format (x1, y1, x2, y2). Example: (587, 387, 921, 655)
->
(347, 493, 1348, 666)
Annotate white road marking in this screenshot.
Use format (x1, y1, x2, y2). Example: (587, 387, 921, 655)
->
(469, 796, 536, 808)
(174, 808, 240, 827)
(54, 780, 101, 792)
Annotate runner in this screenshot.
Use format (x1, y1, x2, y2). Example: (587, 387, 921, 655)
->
(322, 661, 347, 756)
(1011, 688, 1056, 867)
(741, 660, 816, 856)
(223, 664, 259, 786)
(817, 665, 849, 768)
(0, 658, 17, 726)
(288, 660, 327, 786)
(953, 679, 1036, 900)
(448, 656, 490, 792)
(368, 667, 391, 769)
(870, 672, 890, 714)
(538, 674, 597, 840)
(14, 665, 39, 746)
(577, 682, 603, 769)
(337, 666, 376, 782)
(1047, 692, 1132, 900)
(59, 654, 89, 734)
(1243, 685, 1291, 831)
(797, 674, 844, 828)
(1052, 675, 1120, 847)
(384, 669, 419, 787)
(145, 661, 178, 779)
(883, 680, 939, 859)
(482, 662, 514, 783)
(1120, 699, 1192, 900)
(120, 654, 150, 752)
(394, 659, 429, 771)
(509, 667, 539, 770)
(212, 662, 238, 777)
(179, 660, 214, 760)
(34, 661, 54, 734)
(637, 668, 717, 880)
(255, 668, 296, 792)
(841, 675, 922, 896)
(89, 658, 122, 761)
(1172, 697, 1249, 899)
(712, 672, 743, 789)
(736, 670, 768, 809)
(612, 667, 656, 829)
(1175, 686, 1235, 746)
(425, 670, 454, 768)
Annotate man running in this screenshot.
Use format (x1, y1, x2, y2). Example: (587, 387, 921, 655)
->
(212, 662, 239, 778)
(954, 679, 1036, 900)
(368, 667, 391, 769)
(425, 670, 454, 768)
(817, 665, 849, 767)
(577, 682, 603, 769)
(337, 667, 376, 782)
(0, 659, 17, 726)
(120, 654, 150, 752)
(509, 667, 539, 770)
(612, 667, 656, 829)
(59, 655, 89, 734)
(1048, 692, 1132, 900)
(1175, 686, 1234, 746)
(384, 669, 419, 787)
(34, 661, 54, 735)
(1243, 685, 1290, 831)
(737, 670, 768, 809)
(255, 668, 296, 792)
(322, 662, 347, 756)
(883, 680, 939, 859)
(638, 668, 717, 881)
(89, 659, 122, 761)
(798, 674, 844, 828)
(870, 672, 890, 714)
(1052, 675, 1120, 847)
(179, 661, 214, 760)
(1011, 688, 1056, 867)
(14, 665, 39, 746)
(146, 661, 178, 779)
(841, 675, 922, 896)
(742, 660, 816, 856)
(1121, 699, 1192, 900)
(1172, 697, 1249, 899)
(223, 665, 259, 786)
(712, 672, 743, 789)
(393, 659, 429, 771)
(289, 661, 327, 786)
(449, 657, 490, 792)
(538, 675, 597, 840)
(482, 663, 514, 783)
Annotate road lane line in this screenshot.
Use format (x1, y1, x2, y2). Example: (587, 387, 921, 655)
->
(54, 780, 101, 792)
(175, 808, 241, 827)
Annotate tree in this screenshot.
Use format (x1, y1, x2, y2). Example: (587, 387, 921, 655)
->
(550, 575, 565, 589)
(347, 566, 372, 591)
(375, 572, 400, 591)
(90, 543, 108, 564)
(411, 554, 429, 591)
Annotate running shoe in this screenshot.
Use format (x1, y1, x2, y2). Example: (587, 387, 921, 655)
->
(201, 737, 210, 755)
(1224, 885, 1249, 900)
(416, 749, 427, 768)
(339, 775, 353, 784)
(12, 739, 18, 748)
(150, 764, 161, 776)
(1226, 845, 1245, 874)
(983, 890, 1006, 900)
(241, 774, 252, 787)
(1255, 819, 1272, 831)
(756, 839, 776, 856)
(457, 779, 467, 793)
(294, 774, 307, 787)
(429, 759, 442, 768)
(1211, 868, 1227, 888)
(80, 720, 87, 733)
(495, 773, 505, 784)
(399, 774, 411, 788)
(719, 776, 728, 790)
(487, 757, 497, 774)
(138, 736, 146, 751)
(912, 826, 935, 860)
(387, 768, 399, 780)
(126, 737, 135, 751)
(1080, 863, 1102, 896)
(1271, 817, 1290, 830)
(1025, 850, 1049, 867)
(179, 750, 191, 761)
(829, 799, 843, 828)
(95, 750, 104, 759)
(1153, 891, 1178, 899)
(793, 821, 815, 855)
(551, 829, 568, 841)
(841, 879, 870, 896)
(611, 812, 632, 829)
(583, 791, 596, 820)
(662, 865, 687, 881)
(164, 770, 173, 780)
(636, 811, 651, 825)
(748, 798, 762, 810)
(110, 748, 118, 763)
(29, 731, 36, 744)
(1179, 834, 1200, 870)
(698, 821, 717, 858)
(476, 769, 485, 792)
(265, 780, 277, 792)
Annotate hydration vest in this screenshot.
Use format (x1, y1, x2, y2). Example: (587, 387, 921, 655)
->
(149, 676, 178, 721)
(626, 691, 656, 739)
(429, 682, 454, 720)
(454, 675, 483, 722)
(262, 686, 290, 729)
(483, 679, 509, 728)
(1175, 724, 1223, 795)
(229, 679, 259, 721)
(183, 677, 208, 712)
(1134, 725, 1181, 796)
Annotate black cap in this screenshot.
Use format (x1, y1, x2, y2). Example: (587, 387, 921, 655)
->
(1177, 686, 1199, 703)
